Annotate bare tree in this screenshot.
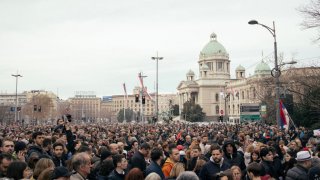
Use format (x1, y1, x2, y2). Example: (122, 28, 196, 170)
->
(298, 0, 320, 42)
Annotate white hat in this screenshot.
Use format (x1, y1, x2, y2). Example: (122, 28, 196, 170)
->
(296, 151, 312, 161)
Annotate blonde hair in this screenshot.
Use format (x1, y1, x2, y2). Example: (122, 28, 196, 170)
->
(33, 158, 55, 179)
(169, 162, 185, 178)
(145, 172, 161, 180)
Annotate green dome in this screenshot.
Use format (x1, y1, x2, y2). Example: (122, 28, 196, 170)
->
(201, 32, 227, 57)
(236, 65, 245, 71)
(254, 61, 271, 75)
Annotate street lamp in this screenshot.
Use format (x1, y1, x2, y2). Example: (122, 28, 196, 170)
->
(12, 73, 22, 123)
(249, 20, 296, 128)
(151, 52, 163, 123)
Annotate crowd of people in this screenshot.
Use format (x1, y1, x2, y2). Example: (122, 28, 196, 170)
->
(0, 118, 319, 180)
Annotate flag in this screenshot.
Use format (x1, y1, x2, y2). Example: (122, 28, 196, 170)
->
(138, 73, 154, 101)
(123, 83, 128, 99)
(279, 100, 290, 130)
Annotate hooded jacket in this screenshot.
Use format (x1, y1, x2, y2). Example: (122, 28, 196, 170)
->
(162, 158, 175, 178)
(199, 157, 230, 180)
(222, 140, 246, 171)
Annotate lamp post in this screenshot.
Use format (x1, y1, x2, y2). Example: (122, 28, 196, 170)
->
(151, 52, 163, 123)
(12, 73, 22, 123)
(248, 20, 297, 128)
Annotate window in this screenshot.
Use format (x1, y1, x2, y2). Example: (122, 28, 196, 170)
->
(206, 62, 213, 71)
(217, 62, 224, 71)
(215, 93, 219, 102)
(242, 91, 244, 99)
(215, 105, 219, 114)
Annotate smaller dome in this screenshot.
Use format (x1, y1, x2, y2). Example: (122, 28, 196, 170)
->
(254, 61, 271, 75)
(186, 69, 195, 76)
(200, 64, 210, 71)
(200, 32, 227, 57)
(236, 65, 245, 71)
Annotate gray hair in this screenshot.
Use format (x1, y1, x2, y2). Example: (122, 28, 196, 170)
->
(145, 172, 161, 180)
(176, 171, 199, 180)
(72, 152, 90, 171)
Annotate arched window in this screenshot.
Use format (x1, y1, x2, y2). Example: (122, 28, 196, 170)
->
(242, 91, 245, 99)
(232, 104, 235, 114)
(253, 88, 256, 99)
(215, 105, 219, 114)
(215, 93, 219, 102)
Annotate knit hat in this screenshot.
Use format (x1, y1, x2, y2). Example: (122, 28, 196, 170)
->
(100, 150, 112, 161)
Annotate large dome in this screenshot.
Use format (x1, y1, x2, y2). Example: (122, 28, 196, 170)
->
(254, 61, 271, 75)
(200, 32, 227, 57)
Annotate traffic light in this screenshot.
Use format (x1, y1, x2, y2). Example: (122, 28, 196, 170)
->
(34, 105, 37, 111)
(17, 107, 21, 111)
(135, 94, 139, 102)
(142, 95, 146, 104)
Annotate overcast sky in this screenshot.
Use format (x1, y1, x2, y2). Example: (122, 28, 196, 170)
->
(1, 0, 319, 99)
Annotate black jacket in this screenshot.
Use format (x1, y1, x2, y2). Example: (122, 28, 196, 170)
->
(199, 159, 230, 180)
(52, 154, 67, 167)
(222, 141, 246, 171)
(146, 161, 165, 180)
(128, 151, 146, 173)
(26, 145, 48, 160)
(108, 169, 126, 180)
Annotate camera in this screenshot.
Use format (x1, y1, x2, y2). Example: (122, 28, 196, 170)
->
(63, 114, 72, 122)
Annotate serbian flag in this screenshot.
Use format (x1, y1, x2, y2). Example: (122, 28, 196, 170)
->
(279, 100, 290, 130)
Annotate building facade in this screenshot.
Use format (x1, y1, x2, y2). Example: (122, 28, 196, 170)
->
(177, 32, 274, 122)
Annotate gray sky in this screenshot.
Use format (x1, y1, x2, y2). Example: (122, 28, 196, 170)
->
(1, 0, 319, 99)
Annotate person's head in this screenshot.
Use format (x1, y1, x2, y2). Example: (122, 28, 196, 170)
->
(219, 169, 234, 180)
(43, 138, 52, 150)
(296, 151, 312, 169)
(183, 135, 190, 143)
(176, 171, 199, 180)
(32, 131, 45, 146)
(113, 154, 127, 170)
(57, 118, 64, 125)
(150, 147, 164, 162)
(191, 145, 201, 158)
(100, 149, 112, 161)
(250, 150, 260, 163)
(0, 153, 13, 176)
(289, 141, 298, 151)
(53, 142, 65, 158)
(38, 167, 54, 180)
(72, 152, 92, 177)
(6, 161, 30, 180)
(231, 166, 242, 180)
(169, 148, 180, 163)
(99, 159, 114, 176)
(201, 135, 208, 144)
(210, 144, 223, 163)
(145, 172, 161, 180)
(51, 166, 72, 180)
(131, 141, 139, 151)
(193, 158, 206, 172)
(125, 168, 144, 180)
(33, 158, 55, 179)
(139, 143, 151, 157)
(260, 147, 273, 162)
(109, 143, 119, 155)
(14, 141, 27, 155)
(247, 162, 263, 179)
(169, 162, 185, 178)
(117, 142, 125, 153)
(0, 138, 14, 154)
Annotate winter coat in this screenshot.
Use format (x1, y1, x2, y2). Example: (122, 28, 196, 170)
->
(162, 158, 175, 178)
(128, 151, 146, 173)
(286, 164, 309, 180)
(199, 158, 231, 180)
(222, 140, 246, 171)
(108, 169, 126, 180)
(146, 161, 165, 180)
